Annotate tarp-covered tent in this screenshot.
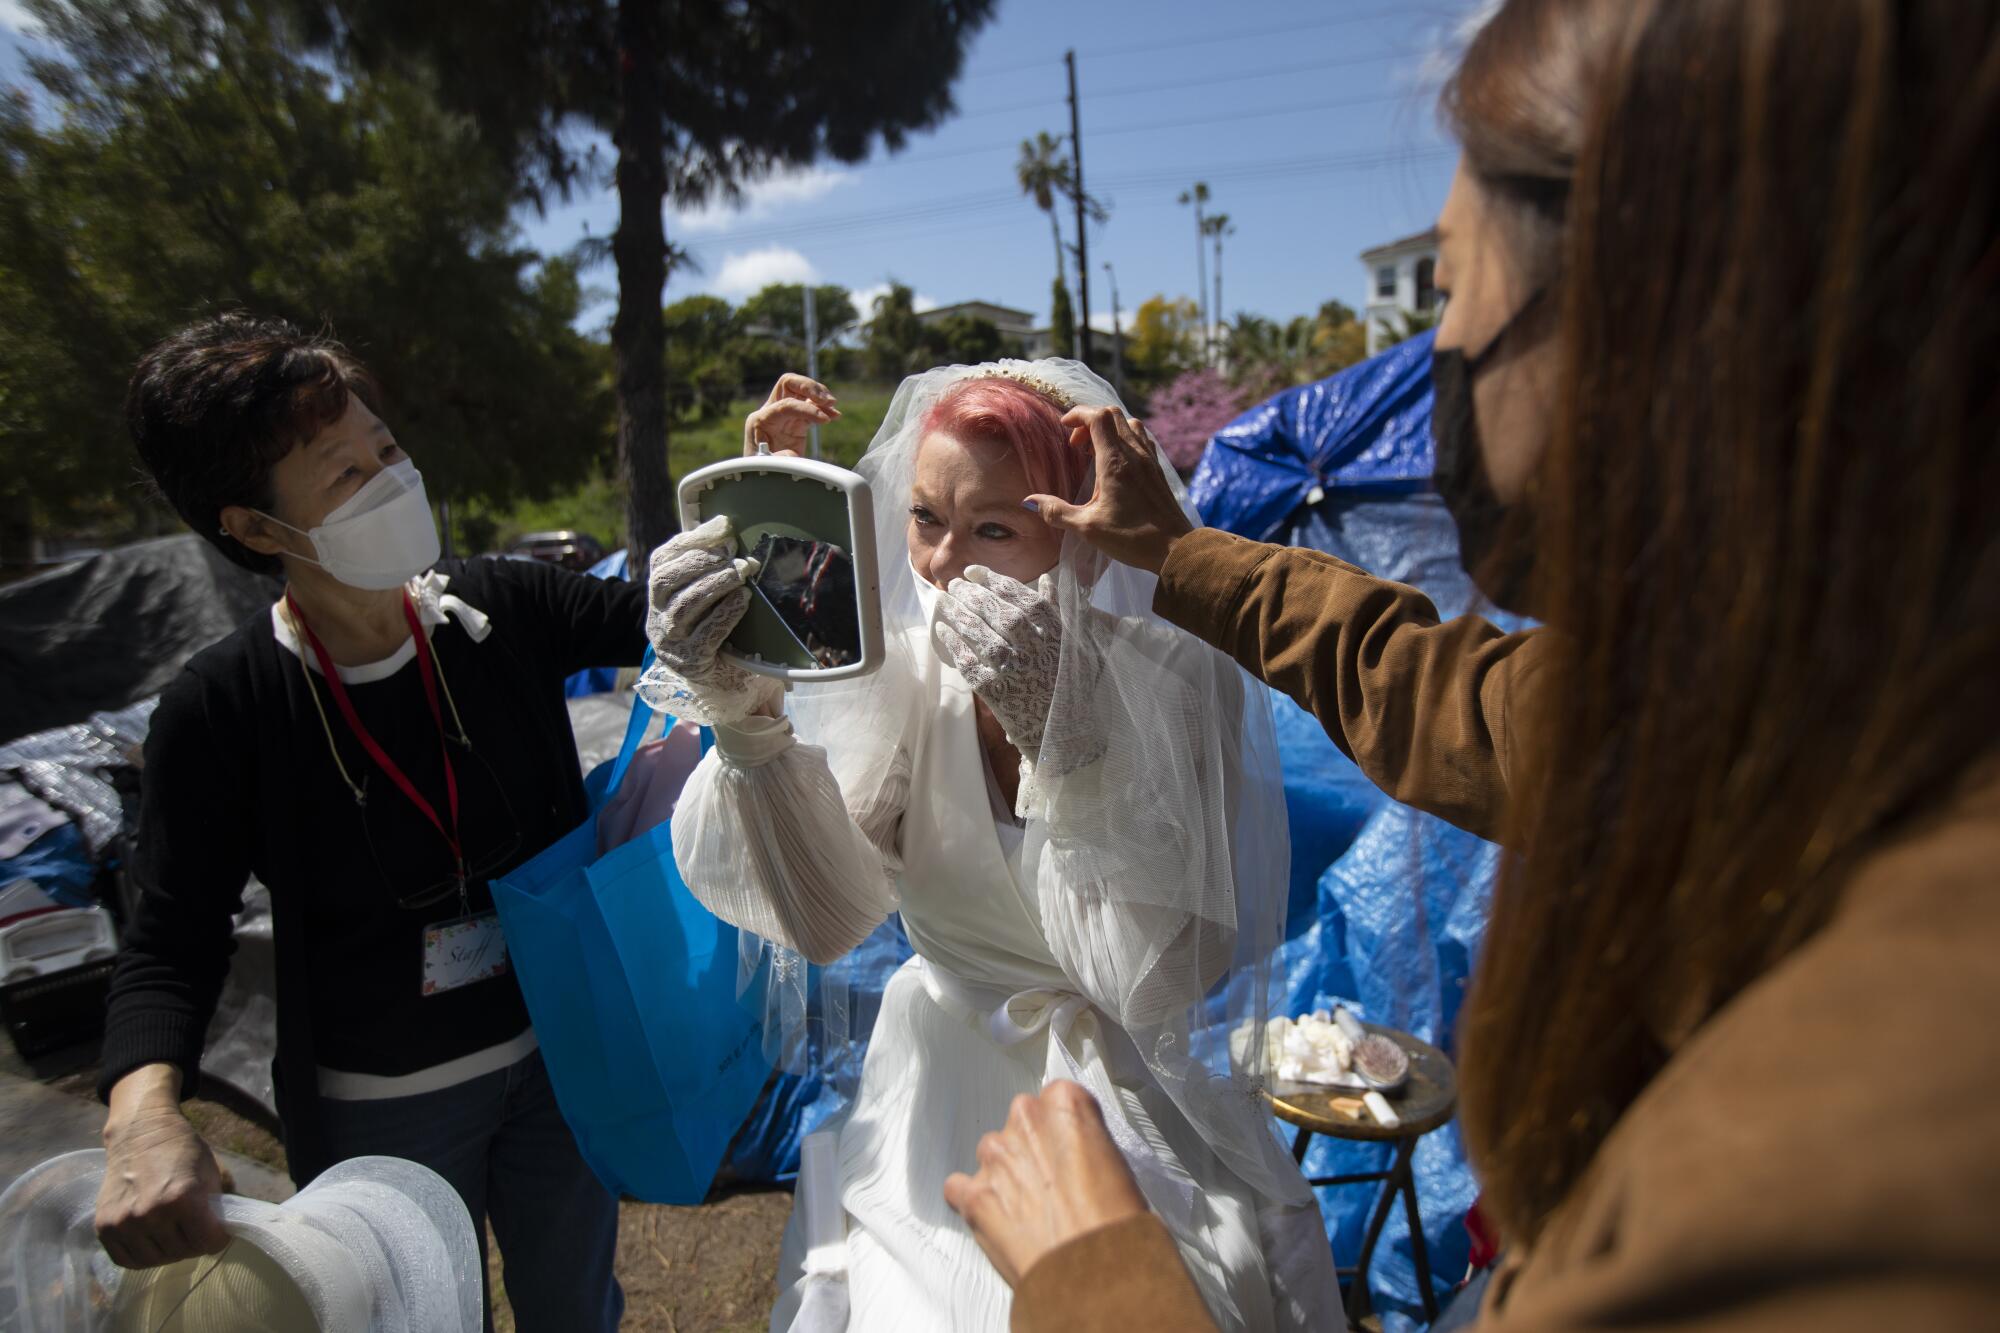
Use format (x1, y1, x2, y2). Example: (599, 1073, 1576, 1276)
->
(0, 535, 279, 745)
(1190, 331, 1520, 1329)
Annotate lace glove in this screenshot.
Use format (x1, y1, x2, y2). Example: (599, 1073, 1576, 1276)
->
(932, 567, 1108, 812)
(637, 515, 783, 726)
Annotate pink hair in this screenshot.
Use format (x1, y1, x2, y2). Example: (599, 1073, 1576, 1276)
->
(920, 377, 1093, 503)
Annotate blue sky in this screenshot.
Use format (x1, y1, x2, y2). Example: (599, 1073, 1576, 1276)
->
(1, 0, 1475, 336)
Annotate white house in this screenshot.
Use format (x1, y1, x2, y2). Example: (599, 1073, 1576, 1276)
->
(1360, 227, 1442, 354)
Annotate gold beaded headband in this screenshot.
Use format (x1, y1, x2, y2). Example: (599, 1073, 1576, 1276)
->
(973, 364, 1079, 411)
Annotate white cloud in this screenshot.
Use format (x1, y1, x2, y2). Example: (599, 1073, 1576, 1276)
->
(849, 282, 939, 319)
(712, 246, 818, 300)
(0, 0, 43, 35)
(673, 165, 855, 235)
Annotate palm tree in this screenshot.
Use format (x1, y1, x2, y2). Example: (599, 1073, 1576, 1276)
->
(1017, 131, 1074, 294)
(1383, 307, 1442, 345)
(1178, 181, 1211, 361)
(1203, 212, 1235, 363)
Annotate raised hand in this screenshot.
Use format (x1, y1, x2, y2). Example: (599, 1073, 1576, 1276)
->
(931, 566, 1066, 756)
(743, 374, 839, 458)
(1025, 406, 1194, 575)
(942, 1080, 1149, 1288)
(640, 515, 780, 725)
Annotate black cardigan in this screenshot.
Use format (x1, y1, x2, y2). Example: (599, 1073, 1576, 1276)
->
(98, 556, 646, 1184)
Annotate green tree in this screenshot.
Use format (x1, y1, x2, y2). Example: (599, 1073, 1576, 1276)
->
(929, 314, 1004, 366)
(1127, 295, 1201, 387)
(735, 282, 858, 389)
(1312, 315, 1369, 376)
(0, 0, 608, 558)
(293, 0, 998, 562)
(1226, 313, 1317, 401)
(662, 294, 745, 421)
(865, 282, 928, 380)
(1017, 131, 1072, 295)
(737, 283, 858, 350)
(1048, 280, 1078, 363)
(1318, 299, 1358, 327)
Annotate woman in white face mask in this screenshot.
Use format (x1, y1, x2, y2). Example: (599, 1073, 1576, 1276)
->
(95, 313, 638, 1331)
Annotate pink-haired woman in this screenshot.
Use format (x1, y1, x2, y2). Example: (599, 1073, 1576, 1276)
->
(641, 362, 1335, 1333)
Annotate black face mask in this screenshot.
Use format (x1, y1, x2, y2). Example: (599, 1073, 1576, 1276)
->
(1431, 286, 1549, 614)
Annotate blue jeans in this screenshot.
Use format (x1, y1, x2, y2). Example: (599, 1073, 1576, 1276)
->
(315, 1049, 623, 1332)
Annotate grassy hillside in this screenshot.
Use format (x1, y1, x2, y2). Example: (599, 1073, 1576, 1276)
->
(458, 382, 900, 555)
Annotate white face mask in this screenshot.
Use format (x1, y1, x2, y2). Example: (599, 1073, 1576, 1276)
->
(258, 460, 441, 590)
(909, 553, 944, 620)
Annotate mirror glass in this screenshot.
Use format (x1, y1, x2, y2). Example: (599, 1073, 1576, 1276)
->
(745, 533, 862, 670)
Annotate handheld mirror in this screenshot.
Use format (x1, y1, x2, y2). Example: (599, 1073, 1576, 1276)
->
(677, 454, 884, 682)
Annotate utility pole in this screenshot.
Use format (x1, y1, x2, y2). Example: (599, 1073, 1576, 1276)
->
(804, 284, 821, 459)
(1066, 49, 1093, 366)
(1103, 260, 1124, 399)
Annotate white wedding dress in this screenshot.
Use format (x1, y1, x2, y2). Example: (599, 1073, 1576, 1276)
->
(657, 359, 1339, 1333)
(676, 626, 1309, 1333)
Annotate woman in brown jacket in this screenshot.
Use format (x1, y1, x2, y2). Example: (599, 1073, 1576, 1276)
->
(941, 0, 2000, 1328)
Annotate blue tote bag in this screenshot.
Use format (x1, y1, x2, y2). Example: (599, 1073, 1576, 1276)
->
(492, 669, 769, 1203)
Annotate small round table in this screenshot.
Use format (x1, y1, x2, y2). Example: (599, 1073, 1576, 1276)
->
(1264, 1023, 1458, 1329)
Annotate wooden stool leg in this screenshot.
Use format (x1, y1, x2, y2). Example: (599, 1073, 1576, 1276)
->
(1344, 1138, 1413, 1329)
(1292, 1127, 1314, 1167)
(1397, 1144, 1439, 1322)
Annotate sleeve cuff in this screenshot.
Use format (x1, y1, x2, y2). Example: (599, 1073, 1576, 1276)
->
(96, 1007, 208, 1105)
(1011, 1213, 1217, 1333)
(1153, 528, 1275, 647)
(710, 712, 798, 767)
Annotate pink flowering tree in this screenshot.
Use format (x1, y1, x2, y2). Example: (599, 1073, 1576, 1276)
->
(1145, 369, 1245, 475)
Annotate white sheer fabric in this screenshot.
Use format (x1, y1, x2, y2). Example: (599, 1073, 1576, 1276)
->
(670, 360, 1335, 1331)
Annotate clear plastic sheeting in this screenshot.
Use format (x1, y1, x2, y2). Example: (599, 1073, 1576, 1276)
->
(0, 700, 157, 861)
(1189, 337, 1525, 1328)
(720, 917, 911, 1183)
(199, 881, 280, 1117)
(0, 534, 279, 744)
(567, 692, 638, 774)
(1188, 331, 1437, 543)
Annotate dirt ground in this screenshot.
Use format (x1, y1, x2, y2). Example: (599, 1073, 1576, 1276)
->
(41, 1068, 793, 1332)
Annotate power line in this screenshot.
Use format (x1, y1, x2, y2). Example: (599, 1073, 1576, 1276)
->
(672, 147, 1450, 250)
(963, 6, 1415, 78)
(1087, 47, 1434, 101)
(1097, 146, 1453, 193)
(863, 88, 1428, 172)
(1092, 89, 1432, 141)
(948, 45, 1431, 123)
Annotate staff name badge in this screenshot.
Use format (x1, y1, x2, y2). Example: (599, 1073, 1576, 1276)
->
(422, 912, 509, 996)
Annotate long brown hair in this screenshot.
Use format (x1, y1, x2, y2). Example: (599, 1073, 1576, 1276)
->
(1449, 0, 2000, 1243)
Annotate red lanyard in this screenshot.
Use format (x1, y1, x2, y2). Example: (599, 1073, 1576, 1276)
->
(286, 592, 464, 882)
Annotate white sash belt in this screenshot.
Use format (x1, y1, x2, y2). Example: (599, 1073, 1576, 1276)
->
(917, 959, 1197, 1233)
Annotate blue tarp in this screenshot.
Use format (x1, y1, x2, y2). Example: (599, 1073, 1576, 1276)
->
(1191, 335, 1515, 1330)
(1189, 330, 1437, 543)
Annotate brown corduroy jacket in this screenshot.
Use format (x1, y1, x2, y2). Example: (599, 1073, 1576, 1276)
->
(1010, 528, 2000, 1333)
